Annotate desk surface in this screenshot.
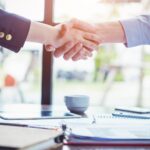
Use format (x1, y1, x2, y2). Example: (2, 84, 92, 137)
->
(0, 104, 149, 150)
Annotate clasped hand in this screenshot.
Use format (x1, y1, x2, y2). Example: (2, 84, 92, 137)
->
(45, 19, 100, 61)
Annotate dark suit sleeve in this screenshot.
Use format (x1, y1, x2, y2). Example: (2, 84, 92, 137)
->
(0, 9, 31, 52)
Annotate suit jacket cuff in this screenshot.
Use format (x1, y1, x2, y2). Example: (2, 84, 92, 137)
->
(0, 9, 31, 52)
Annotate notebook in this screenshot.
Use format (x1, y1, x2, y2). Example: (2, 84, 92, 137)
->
(65, 125, 150, 146)
(64, 108, 150, 146)
(0, 125, 63, 150)
(112, 107, 150, 119)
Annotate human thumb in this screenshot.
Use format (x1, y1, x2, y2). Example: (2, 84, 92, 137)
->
(45, 45, 56, 52)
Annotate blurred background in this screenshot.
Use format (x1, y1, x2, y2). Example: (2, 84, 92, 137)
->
(0, 0, 150, 108)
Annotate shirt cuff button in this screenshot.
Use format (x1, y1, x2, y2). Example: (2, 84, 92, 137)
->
(6, 34, 12, 41)
(0, 32, 5, 38)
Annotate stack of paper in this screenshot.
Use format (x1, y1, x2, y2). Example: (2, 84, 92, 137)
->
(65, 125, 150, 146)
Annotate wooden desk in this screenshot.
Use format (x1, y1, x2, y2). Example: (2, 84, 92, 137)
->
(0, 104, 149, 150)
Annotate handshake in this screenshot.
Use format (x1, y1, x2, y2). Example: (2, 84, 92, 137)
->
(45, 19, 101, 61)
(27, 19, 125, 61)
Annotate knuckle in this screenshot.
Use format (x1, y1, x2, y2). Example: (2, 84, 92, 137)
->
(75, 44, 82, 51)
(90, 34, 94, 39)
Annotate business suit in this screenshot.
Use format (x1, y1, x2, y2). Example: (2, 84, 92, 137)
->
(0, 9, 31, 52)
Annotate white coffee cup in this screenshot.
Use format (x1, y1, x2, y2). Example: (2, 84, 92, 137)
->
(64, 95, 89, 114)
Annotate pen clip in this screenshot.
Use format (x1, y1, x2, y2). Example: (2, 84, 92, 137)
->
(92, 115, 96, 124)
(61, 123, 72, 141)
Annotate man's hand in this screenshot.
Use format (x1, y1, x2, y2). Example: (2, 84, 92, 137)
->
(45, 19, 101, 61)
(27, 19, 125, 61)
(70, 19, 126, 44)
(70, 19, 97, 33)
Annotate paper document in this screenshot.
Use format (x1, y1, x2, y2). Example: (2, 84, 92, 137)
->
(66, 125, 150, 146)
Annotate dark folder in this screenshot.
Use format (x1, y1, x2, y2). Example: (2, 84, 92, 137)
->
(0, 125, 63, 150)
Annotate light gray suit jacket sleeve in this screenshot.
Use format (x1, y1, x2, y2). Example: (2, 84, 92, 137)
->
(120, 15, 150, 47)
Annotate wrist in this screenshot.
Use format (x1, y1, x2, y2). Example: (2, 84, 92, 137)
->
(45, 26, 59, 46)
(96, 21, 126, 43)
(27, 21, 60, 46)
(46, 24, 68, 48)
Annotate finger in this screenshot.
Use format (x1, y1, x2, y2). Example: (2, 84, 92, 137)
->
(63, 42, 83, 60)
(84, 47, 94, 52)
(80, 48, 93, 57)
(45, 45, 56, 52)
(82, 39, 98, 50)
(70, 19, 96, 33)
(84, 33, 101, 44)
(58, 23, 71, 38)
(86, 45, 99, 52)
(72, 48, 93, 61)
(82, 56, 88, 60)
(78, 55, 88, 61)
(72, 55, 87, 61)
(54, 41, 74, 57)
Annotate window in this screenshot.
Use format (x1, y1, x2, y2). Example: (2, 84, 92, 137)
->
(4, 0, 44, 21)
(0, 0, 44, 104)
(52, 0, 150, 107)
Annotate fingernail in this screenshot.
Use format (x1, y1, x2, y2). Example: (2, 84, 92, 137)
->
(45, 45, 56, 52)
(49, 47, 56, 51)
(72, 58, 77, 61)
(64, 55, 69, 60)
(54, 51, 60, 57)
(73, 56, 80, 61)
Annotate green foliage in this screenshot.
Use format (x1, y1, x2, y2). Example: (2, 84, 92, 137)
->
(93, 45, 118, 81)
(114, 70, 124, 81)
(94, 45, 117, 68)
(144, 54, 150, 62)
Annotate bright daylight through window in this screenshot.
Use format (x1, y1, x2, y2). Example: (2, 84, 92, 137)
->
(0, 0, 150, 107)
(0, 0, 44, 104)
(53, 0, 150, 107)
